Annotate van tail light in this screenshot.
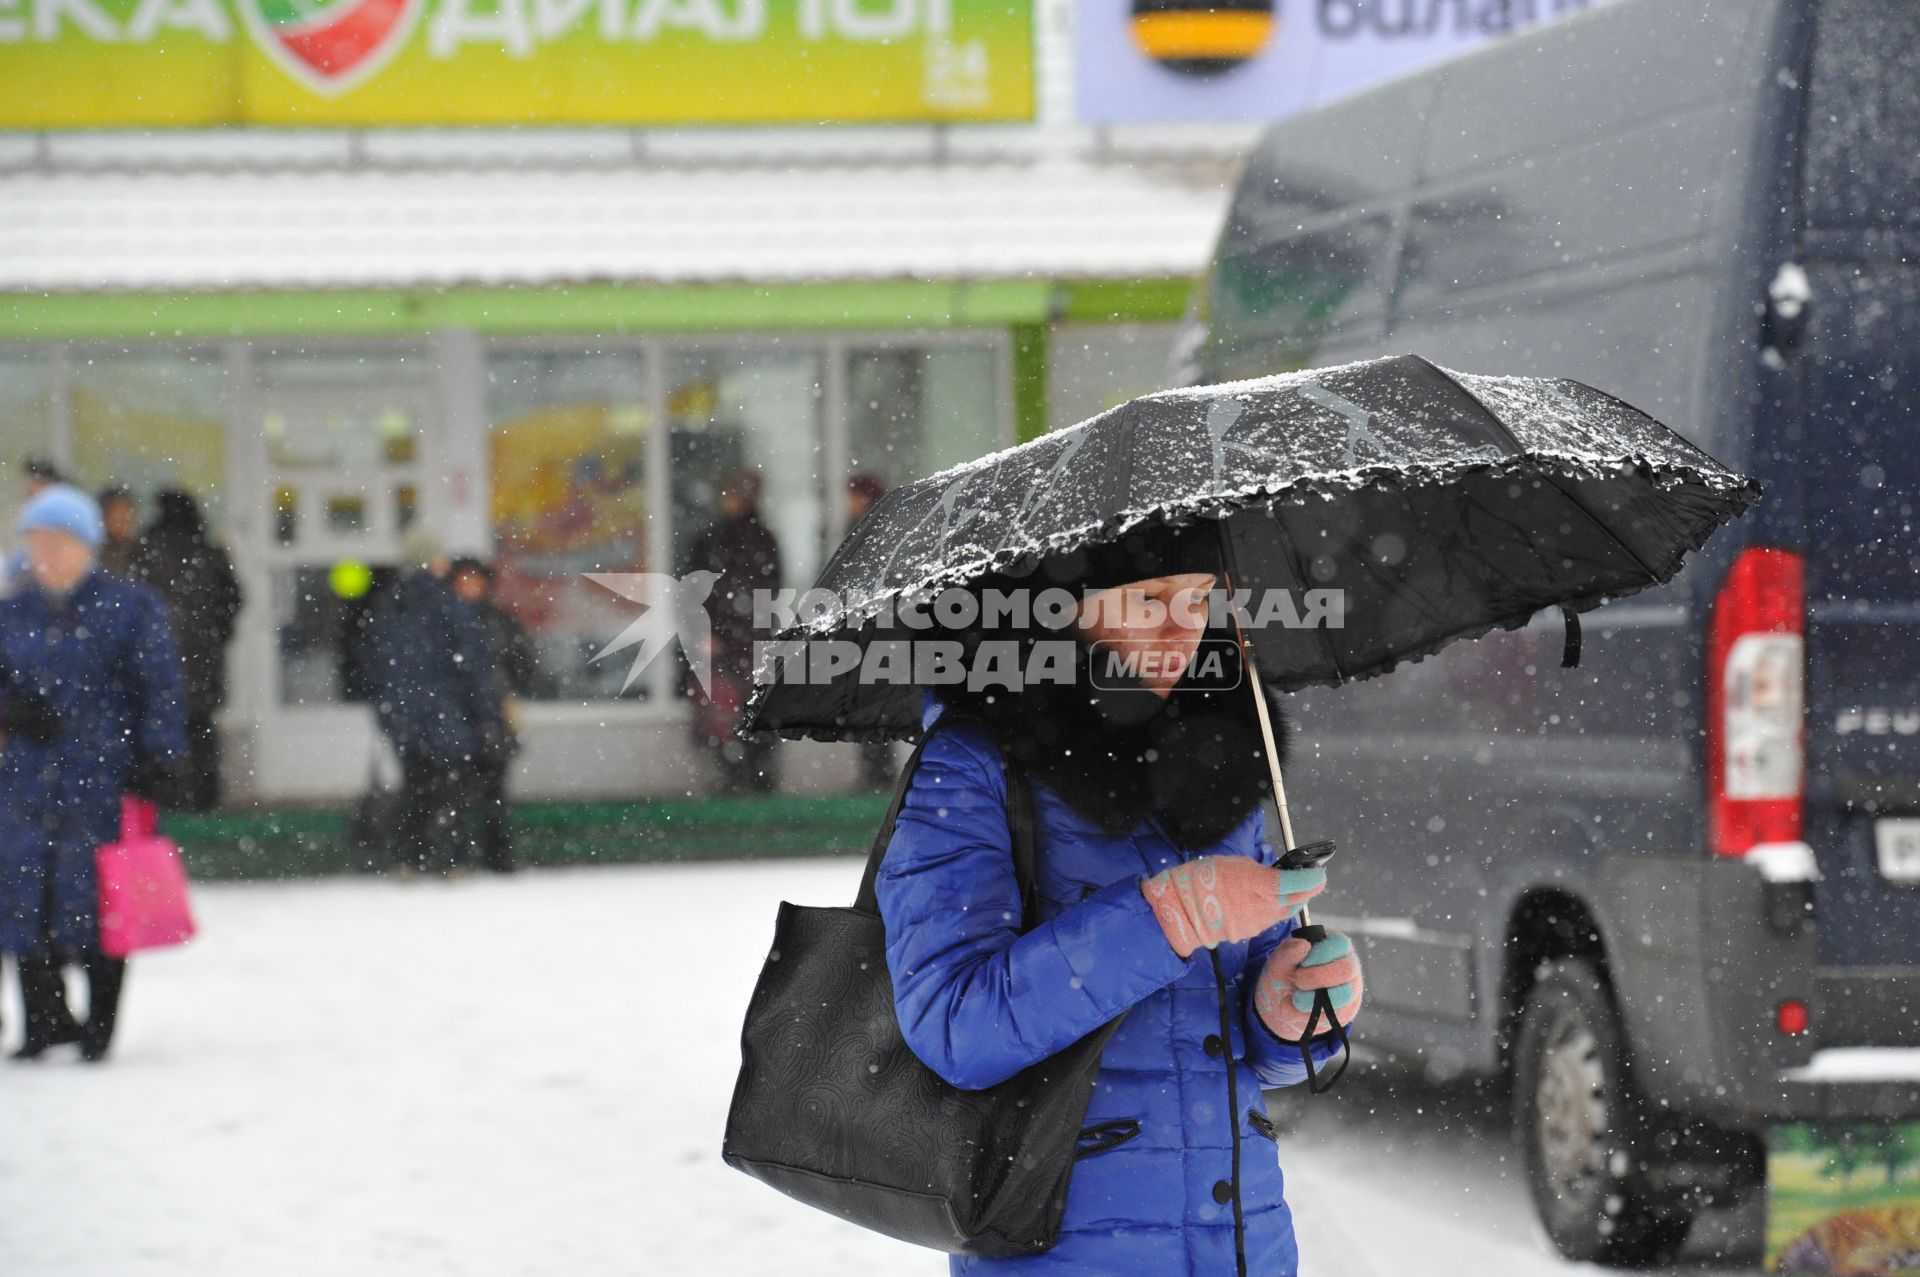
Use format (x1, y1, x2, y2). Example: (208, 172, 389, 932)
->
(1707, 548, 1806, 857)
(1777, 1000, 1810, 1036)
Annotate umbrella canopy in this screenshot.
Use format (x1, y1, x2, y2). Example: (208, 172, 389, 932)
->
(743, 353, 1760, 741)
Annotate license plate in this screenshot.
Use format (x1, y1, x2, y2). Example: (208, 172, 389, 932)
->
(1873, 818, 1920, 883)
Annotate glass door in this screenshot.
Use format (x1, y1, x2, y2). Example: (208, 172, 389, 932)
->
(233, 356, 441, 801)
(258, 382, 437, 708)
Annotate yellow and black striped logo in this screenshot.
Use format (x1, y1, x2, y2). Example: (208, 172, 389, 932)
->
(1129, 0, 1277, 76)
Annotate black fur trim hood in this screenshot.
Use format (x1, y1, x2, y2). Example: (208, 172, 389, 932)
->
(937, 628, 1293, 853)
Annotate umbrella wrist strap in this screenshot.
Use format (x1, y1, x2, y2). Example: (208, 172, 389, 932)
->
(1561, 606, 1582, 669)
(1277, 987, 1351, 1096)
(1273, 918, 1351, 1094)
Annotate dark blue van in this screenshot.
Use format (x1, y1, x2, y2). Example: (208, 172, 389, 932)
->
(1183, 0, 1920, 1263)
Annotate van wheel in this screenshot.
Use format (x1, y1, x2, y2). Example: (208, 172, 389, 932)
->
(1512, 960, 1693, 1266)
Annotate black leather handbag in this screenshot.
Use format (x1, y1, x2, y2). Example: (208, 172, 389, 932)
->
(722, 723, 1125, 1257)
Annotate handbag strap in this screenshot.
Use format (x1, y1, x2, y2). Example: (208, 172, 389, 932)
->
(854, 716, 1040, 926)
(121, 795, 159, 840)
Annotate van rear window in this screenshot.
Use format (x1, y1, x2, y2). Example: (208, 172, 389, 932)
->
(1211, 215, 1392, 345)
(1804, 0, 1920, 229)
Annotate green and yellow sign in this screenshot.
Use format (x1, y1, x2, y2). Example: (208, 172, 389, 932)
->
(0, 0, 1033, 126)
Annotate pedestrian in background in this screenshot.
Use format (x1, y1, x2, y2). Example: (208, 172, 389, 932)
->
(131, 489, 243, 812)
(362, 539, 504, 876)
(684, 468, 782, 795)
(20, 457, 61, 499)
(2, 457, 64, 598)
(97, 484, 138, 578)
(0, 485, 186, 1062)
(449, 556, 536, 874)
(0, 459, 58, 1031)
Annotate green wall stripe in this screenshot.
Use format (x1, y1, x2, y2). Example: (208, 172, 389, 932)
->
(1057, 278, 1194, 324)
(0, 277, 1197, 343)
(0, 279, 1058, 341)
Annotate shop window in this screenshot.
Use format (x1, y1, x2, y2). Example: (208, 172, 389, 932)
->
(0, 353, 55, 507)
(484, 341, 992, 706)
(69, 353, 228, 532)
(488, 351, 652, 700)
(263, 400, 418, 471)
(667, 348, 826, 709)
(846, 345, 1001, 496)
(326, 495, 368, 534)
(1046, 323, 1180, 434)
(668, 347, 826, 595)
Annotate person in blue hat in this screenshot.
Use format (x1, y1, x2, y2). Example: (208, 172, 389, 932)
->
(0, 484, 187, 1061)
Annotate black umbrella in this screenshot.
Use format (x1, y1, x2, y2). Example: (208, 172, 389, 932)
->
(742, 353, 1760, 743)
(744, 352, 1759, 1090)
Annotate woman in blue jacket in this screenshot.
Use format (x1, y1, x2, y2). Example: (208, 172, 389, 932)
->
(0, 485, 186, 1062)
(875, 532, 1363, 1277)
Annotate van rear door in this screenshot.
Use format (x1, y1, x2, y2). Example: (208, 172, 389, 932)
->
(1794, 0, 1920, 1021)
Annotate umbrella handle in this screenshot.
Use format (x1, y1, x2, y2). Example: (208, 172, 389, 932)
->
(1219, 519, 1346, 1087)
(1242, 648, 1298, 853)
(1217, 533, 1308, 924)
(1215, 545, 1299, 852)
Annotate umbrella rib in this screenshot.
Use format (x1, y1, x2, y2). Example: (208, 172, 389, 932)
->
(1268, 503, 1349, 685)
(1457, 397, 1665, 589)
(1525, 471, 1662, 588)
(1214, 508, 1346, 685)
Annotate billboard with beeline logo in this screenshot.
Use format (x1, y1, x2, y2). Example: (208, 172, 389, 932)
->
(1077, 0, 1608, 123)
(0, 0, 1034, 127)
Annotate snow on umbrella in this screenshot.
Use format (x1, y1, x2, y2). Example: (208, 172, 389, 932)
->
(741, 352, 1761, 743)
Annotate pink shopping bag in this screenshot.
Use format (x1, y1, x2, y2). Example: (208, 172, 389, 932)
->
(96, 797, 197, 959)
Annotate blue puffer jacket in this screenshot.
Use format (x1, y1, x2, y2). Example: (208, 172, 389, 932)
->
(0, 570, 186, 955)
(875, 700, 1346, 1277)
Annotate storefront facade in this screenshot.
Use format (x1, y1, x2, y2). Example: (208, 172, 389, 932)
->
(0, 272, 1203, 800)
(0, 0, 1253, 801)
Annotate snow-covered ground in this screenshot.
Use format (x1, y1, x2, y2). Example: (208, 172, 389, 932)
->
(2, 862, 1760, 1276)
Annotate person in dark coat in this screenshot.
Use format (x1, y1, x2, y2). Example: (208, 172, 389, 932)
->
(1, 485, 186, 1062)
(20, 456, 61, 499)
(449, 557, 536, 874)
(361, 547, 505, 875)
(97, 485, 139, 578)
(871, 529, 1364, 1276)
(130, 489, 243, 811)
(683, 469, 782, 794)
